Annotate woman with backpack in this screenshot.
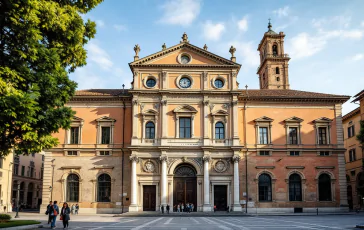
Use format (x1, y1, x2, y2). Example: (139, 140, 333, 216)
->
(60, 202, 71, 229)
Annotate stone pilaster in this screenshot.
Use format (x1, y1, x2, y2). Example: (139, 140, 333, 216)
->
(232, 154, 242, 211)
(129, 154, 139, 212)
(131, 98, 139, 145)
(202, 154, 211, 212)
(160, 155, 168, 207)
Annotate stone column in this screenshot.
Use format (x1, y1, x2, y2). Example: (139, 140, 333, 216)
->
(129, 154, 139, 212)
(232, 154, 242, 211)
(131, 99, 139, 145)
(160, 155, 168, 208)
(202, 155, 211, 212)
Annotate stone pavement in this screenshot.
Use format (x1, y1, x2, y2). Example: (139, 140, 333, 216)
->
(3, 212, 364, 229)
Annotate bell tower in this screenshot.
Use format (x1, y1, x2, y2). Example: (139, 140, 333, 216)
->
(257, 20, 290, 89)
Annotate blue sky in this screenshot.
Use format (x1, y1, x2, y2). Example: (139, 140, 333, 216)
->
(74, 0, 364, 114)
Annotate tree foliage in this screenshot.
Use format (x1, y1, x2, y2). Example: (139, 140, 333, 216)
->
(0, 0, 103, 156)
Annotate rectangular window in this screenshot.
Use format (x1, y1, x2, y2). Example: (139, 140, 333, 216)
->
(100, 151, 110, 156)
(101, 127, 111, 144)
(289, 127, 298, 145)
(14, 164, 19, 175)
(319, 151, 330, 156)
(179, 117, 191, 138)
(349, 149, 356, 162)
(70, 127, 79, 144)
(30, 168, 34, 178)
(289, 151, 300, 156)
(67, 151, 77, 156)
(259, 151, 270, 156)
(259, 127, 268, 144)
(348, 126, 355, 138)
(318, 127, 327, 145)
(21, 166, 25, 176)
(350, 170, 356, 176)
(0, 158, 3, 168)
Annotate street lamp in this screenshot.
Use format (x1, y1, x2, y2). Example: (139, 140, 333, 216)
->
(51, 159, 55, 201)
(14, 183, 20, 218)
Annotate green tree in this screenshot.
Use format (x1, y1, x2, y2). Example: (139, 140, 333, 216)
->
(0, 0, 103, 157)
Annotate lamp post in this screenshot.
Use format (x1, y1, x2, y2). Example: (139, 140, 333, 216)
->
(51, 159, 55, 201)
(14, 183, 20, 218)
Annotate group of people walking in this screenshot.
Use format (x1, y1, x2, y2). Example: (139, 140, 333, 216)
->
(46, 201, 79, 229)
(175, 203, 194, 212)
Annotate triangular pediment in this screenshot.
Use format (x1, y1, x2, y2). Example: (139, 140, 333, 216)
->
(284, 116, 303, 123)
(174, 105, 198, 113)
(212, 110, 228, 116)
(313, 117, 332, 123)
(130, 42, 241, 67)
(72, 116, 84, 122)
(254, 116, 274, 122)
(95, 116, 116, 122)
(142, 109, 158, 116)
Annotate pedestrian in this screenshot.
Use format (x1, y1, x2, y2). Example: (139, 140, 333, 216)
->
(181, 203, 184, 212)
(75, 203, 79, 215)
(187, 203, 190, 213)
(191, 203, 194, 212)
(177, 204, 180, 212)
(213, 204, 216, 212)
(166, 204, 170, 214)
(161, 205, 164, 214)
(50, 201, 60, 229)
(3, 206, 6, 213)
(60, 202, 71, 229)
(71, 204, 75, 215)
(46, 201, 53, 225)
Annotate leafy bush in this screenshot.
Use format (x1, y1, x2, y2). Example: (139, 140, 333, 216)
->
(0, 214, 11, 223)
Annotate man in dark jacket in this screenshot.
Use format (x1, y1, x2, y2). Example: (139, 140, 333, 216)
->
(166, 204, 170, 214)
(46, 201, 52, 225)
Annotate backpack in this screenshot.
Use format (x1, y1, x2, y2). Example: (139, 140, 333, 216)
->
(50, 205, 57, 216)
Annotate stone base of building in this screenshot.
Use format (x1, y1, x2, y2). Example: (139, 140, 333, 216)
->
(202, 205, 212, 212)
(232, 204, 242, 212)
(129, 204, 139, 212)
(246, 207, 349, 214)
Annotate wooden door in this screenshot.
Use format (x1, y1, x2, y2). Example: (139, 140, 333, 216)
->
(173, 177, 197, 211)
(143, 185, 156, 211)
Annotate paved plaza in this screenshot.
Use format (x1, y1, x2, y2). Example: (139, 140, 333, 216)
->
(10, 212, 364, 230)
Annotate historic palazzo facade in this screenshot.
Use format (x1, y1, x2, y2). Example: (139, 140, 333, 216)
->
(41, 25, 350, 213)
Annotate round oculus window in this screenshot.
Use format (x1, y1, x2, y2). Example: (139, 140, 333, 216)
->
(180, 55, 191, 64)
(146, 78, 156, 88)
(214, 79, 224, 88)
(179, 77, 191, 88)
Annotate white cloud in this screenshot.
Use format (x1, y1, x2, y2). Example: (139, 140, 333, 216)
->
(319, 29, 364, 40)
(237, 16, 248, 32)
(158, 0, 201, 26)
(96, 20, 105, 27)
(113, 24, 127, 31)
(72, 68, 107, 89)
(288, 33, 327, 59)
(86, 41, 113, 70)
(361, 21, 364, 27)
(273, 6, 290, 17)
(312, 16, 351, 29)
(352, 54, 364, 61)
(203, 21, 225, 41)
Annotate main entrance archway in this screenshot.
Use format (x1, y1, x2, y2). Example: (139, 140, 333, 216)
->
(173, 164, 197, 211)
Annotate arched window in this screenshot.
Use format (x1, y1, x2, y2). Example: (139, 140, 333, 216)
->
(145, 121, 155, 139)
(275, 67, 280, 74)
(67, 174, 79, 202)
(289, 173, 302, 201)
(215, 122, 225, 139)
(272, 45, 278, 56)
(98, 174, 111, 202)
(318, 173, 332, 201)
(258, 173, 272, 201)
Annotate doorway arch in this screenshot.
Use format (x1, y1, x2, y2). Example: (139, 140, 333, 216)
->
(173, 164, 197, 212)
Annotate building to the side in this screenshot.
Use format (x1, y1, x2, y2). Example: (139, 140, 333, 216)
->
(41, 24, 350, 214)
(11, 152, 44, 209)
(0, 152, 14, 212)
(343, 90, 364, 210)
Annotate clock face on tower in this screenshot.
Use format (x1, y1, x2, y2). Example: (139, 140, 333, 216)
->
(179, 77, 191, 88)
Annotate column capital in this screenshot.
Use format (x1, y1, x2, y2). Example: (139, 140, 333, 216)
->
(203, 155, 211, 162)
(159, 155, 168, 162)
(130, 155, 139, 163)
(161, 100, 167, 106)
(232, 155, 241, 163)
